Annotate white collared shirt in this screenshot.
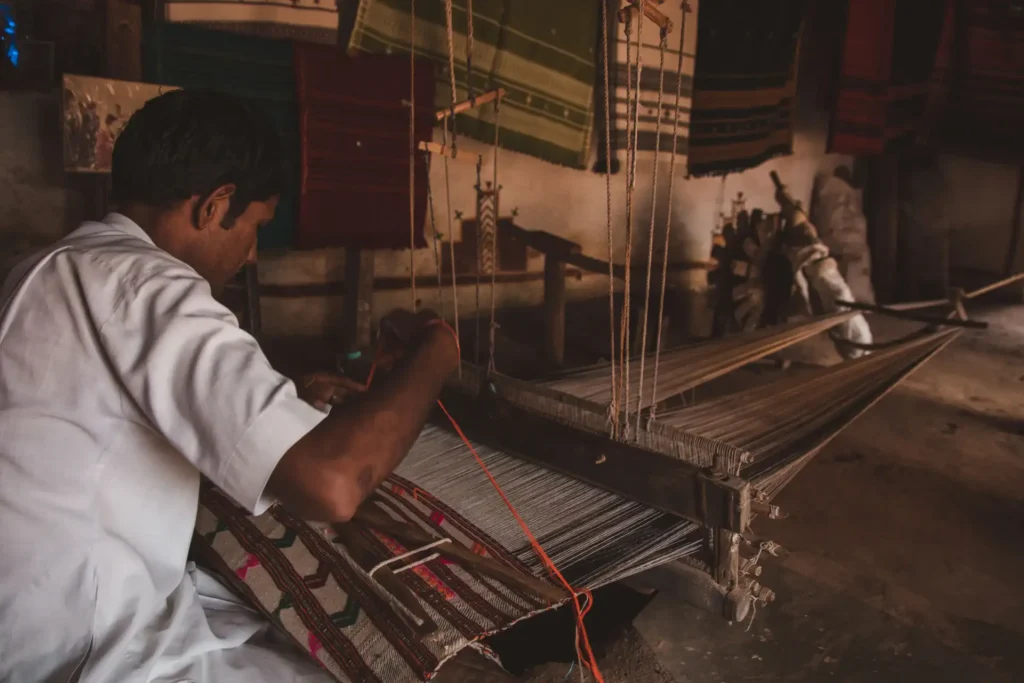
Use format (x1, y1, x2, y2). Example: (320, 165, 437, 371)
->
(0, 214, 328, 682)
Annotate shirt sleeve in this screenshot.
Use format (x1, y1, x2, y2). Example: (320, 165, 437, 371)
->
(98, 259, 326, 515)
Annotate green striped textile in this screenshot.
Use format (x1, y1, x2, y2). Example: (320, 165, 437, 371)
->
(142, 21, 299, 250)
(349, 0, 598, 169)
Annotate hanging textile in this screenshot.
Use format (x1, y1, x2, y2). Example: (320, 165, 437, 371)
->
(827, 0, 951, 157)
(163, 0, 342, 43)
(293, 44, 435, 250)
(142, 21, 300, 250)
(609, 0, 698, 166)
(348, 0, 598, 169)
(686, 0, 807, 177)
(934, 0, 1024, 161)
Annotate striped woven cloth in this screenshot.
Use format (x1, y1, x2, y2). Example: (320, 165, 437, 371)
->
(163, 0, 341, 43)
(687, 0, 806, 177)
(610, 0, 698, 167)
(348, 0, 598, 169)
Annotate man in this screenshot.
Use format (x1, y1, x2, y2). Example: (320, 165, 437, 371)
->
(0, 89, 459, 681)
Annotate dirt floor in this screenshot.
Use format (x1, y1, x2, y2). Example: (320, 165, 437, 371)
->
(501, 304, 1024, 681)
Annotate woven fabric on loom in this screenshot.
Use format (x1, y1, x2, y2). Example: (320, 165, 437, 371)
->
(934, 0, 1024, 161)
(827, 0, 950, 156)
(193, 424, 704, 681)
(348, 0, 598, 169)
(609, 0, 698, 167)
(163, 0, 342, 43)
(142, 21, 299, 250)
(686, 0, 807, 177)
(294, 44, 435, 250)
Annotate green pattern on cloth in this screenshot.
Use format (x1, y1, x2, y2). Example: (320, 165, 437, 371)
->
(348, 0, 598, 169)
(142, 21, 299, 250)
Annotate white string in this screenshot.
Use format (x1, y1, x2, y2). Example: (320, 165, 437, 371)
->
(601, 0, 618, 437)
(408, 0, 417, 310)
(442, 0, 461, 364)
(488, 94, 502, 375)
(368, 538, 452, 579)
(635, 29, 668, 435)
(648, 2, 690, 427)
(393, 552, 441, 573)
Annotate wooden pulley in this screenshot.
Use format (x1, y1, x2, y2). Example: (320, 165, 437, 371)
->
(709, 201, 793, 335)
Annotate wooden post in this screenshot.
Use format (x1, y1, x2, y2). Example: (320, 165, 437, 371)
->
(543, 255, 566, 366)
(342, 248, 376, 354)
(865, 154, 901, 303)
(244, 262, 262, 338)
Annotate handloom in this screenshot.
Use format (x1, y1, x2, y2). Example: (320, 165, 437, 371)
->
(192, 4, 977, 682)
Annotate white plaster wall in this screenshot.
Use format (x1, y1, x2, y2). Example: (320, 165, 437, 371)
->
(259, 97, 855, 336)
(0, 91, 86, 281)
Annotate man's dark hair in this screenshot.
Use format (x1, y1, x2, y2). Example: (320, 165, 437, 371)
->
(110, 89, 283, 229)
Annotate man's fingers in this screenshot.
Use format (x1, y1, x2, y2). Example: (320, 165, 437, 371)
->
(314, 374, 367, 393)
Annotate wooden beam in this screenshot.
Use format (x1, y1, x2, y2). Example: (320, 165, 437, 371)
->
(617, 2, 673, 33)
(436, 88, 505, 120)
(418, 141, 480, 165)
(543, 255, 567, 366)
(434, 381, 751, 532)
(865, 154, 901, 303)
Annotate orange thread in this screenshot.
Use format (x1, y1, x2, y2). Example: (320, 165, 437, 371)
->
(366, 318, 603, 681)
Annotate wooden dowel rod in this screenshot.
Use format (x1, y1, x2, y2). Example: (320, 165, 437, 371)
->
(350, 505, 568, 603)
(963, 271, 1024, 300)
(617, 2, 673, 32)
(884, 298, 950, 312)
(835, 300, 987, 329)
(418, 141, 480, 165)
(436, 88, 505, 120)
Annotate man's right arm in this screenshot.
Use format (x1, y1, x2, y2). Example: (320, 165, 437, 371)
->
(266, 324, 460, 522)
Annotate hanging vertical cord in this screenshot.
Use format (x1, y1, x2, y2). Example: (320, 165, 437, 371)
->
(620, 2, 645, 437)
(649, 4, 689, 426)
(618, 14, 634, 436)
(442, 0, 461, 362)
(488, 93, 501, 375)
(465, 0, 475, 100)
(443, 0, 459, 156)
(424, 154, 446, 319)
(601, 0, 619, 437)
(635, 28, 668, 436)
(408, 0, 418, 310)
(474, 156, 483, 366)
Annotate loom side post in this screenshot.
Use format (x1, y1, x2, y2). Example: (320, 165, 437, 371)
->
(543, 255, 567, 366)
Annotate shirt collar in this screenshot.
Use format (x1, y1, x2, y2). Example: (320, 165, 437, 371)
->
(101, 212, 155, 246)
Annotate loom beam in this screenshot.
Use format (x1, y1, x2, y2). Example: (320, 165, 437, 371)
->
(434, 381, 752, 533)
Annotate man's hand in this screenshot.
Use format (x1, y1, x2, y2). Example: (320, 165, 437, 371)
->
(298, 372, 367, 412)
(376, 308, 456, 372)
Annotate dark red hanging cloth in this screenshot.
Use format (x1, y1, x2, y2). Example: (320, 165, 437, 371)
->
(827, 0, 952, 156)
(293, 44, 435, 250)
(935, 0, 1024, 160)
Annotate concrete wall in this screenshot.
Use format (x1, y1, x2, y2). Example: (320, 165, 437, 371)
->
(0, 91, 88, 281)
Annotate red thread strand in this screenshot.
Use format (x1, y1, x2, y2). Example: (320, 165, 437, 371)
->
(365, 319, 603, 681)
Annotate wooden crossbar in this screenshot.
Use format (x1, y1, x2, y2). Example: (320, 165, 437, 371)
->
(436, 88, 505, 121)
(617, 2, 673, 32)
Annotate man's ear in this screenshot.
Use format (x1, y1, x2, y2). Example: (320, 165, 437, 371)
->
(195, 184, 237, 231)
